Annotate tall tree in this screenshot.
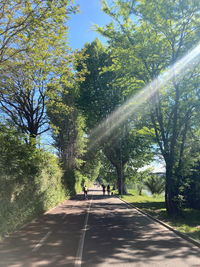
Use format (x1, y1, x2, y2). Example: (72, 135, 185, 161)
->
(76, 39, 153, 194)
(98, 0, 200, 214)
(76, 38, 121, 129)
(47, 81, 101, 193)
(0, 0, 79, 141)
(48, 84, 86, 169)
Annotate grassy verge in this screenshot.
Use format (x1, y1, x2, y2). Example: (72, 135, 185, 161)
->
(121, 190, 200, 243)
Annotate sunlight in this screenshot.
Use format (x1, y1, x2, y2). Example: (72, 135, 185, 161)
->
(88, 43, 200, 150)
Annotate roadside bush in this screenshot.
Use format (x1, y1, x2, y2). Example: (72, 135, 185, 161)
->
(0, 125, 66, 239)
(144, 174, 165, 195)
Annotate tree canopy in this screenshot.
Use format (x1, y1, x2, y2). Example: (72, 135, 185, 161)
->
(1, 0, 200, 219)
(96, 0, 200, 214)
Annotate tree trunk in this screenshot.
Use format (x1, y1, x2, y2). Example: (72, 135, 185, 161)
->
(116, 164, 127, 195)
(165, 162, 179, 216)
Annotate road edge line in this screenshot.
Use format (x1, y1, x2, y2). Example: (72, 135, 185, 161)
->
(117, 196, 200, 249)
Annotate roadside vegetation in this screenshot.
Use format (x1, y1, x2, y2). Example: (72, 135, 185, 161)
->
(1, 0, 200, 241)
(0, 126, 66, 240)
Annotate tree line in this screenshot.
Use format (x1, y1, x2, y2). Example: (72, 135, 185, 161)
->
(1, 0, 200, 226)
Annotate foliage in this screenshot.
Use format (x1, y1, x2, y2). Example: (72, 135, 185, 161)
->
(49, 104, 87, 194)
(0, 0, 81, 141)
(98, 152, 117, 185)
(144, 174, 165, 195)
(76, 38, 119, 129)
(130, 169, 152, 195)
(80, 149, 102, 183)
(0, 124, 66, 239)
(182, 155, 200, 210)
(76, 38, 154, 194)
(0, 0, 78, 65)
(98, 0, 200, 214)
(47, 75, 101, 194)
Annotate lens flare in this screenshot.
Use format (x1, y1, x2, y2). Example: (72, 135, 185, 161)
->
(88, 43, 200, 150)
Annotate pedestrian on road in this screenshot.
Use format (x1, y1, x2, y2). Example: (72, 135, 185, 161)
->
(107, 184, 110, 196)
(83, 185, 88, 199)
(102, 184, 106, 196)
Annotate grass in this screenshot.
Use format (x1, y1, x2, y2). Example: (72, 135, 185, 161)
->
(121, 189, 200, 243)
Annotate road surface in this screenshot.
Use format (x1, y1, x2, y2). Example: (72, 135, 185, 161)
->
(0, 188, 200, 266)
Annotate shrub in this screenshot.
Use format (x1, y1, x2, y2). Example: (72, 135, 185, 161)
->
(144, 174, 165, 195)
(0, 125, 66, 239)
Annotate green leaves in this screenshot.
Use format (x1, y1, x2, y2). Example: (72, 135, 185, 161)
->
(0, 0, 78, 64)
(0, 0, 84, 141)
(97, 0, 200, 210)
(144, 174, 165, 195)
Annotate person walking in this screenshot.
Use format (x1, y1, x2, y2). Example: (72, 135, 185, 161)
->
(83, 185, 88, 199)
(102, 184, 106, 196)
(107, 184, 110, 196)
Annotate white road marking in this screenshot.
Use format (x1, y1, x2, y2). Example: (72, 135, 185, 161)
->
(32, 200, 82, 253)
(63, 213, 68, 219)
(32, 231, 52, 252)
(74, 195, 93, 267)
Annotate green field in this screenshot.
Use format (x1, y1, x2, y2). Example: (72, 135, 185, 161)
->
(121, 190, 200, 243)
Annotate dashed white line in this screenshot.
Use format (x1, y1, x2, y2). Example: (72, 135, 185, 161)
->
(74, 195, 93, 267)
(32, 200, 83, 253)
(32, 231, 52, 252)
(63, 213, 68, 219)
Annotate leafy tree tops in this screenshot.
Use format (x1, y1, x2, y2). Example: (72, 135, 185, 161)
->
(97, 0, 200, 214)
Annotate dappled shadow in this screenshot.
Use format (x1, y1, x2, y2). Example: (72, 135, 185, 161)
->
(185, 229, 200, 243)
(180, 209, 200, 226)
(81, 196, 200, 266)
(129, 201, 169, 221)
(0, 189, 200, 266)
(0, 198, 90, 267)
(130, 201, 165, 210)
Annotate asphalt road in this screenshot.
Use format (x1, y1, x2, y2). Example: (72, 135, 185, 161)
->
(0, 188, 200, 267)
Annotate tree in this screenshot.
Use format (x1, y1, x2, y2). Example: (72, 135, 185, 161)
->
(0, 0, 79, 141)
(129, 168, 152, 195)
(0, 60, 49, 139)
(47, 81, 88, 193)
(98, 152, 117, 186)
(49, 97, 86, 170)
(98, 0, 200, 214)
(0, 0, 77, 64)
(76, 39, 154, 194)
(144, 174, 165, 195)
(76, 38, 121, 129)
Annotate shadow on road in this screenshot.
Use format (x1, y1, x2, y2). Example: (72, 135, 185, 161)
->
(0, 189, 200, 266)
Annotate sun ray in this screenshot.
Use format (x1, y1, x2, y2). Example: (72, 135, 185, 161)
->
(88, 43, 200, 150)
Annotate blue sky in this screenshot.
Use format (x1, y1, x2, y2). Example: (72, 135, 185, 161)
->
(67, 0, 111, 49)
(42, 1, 111, 149)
